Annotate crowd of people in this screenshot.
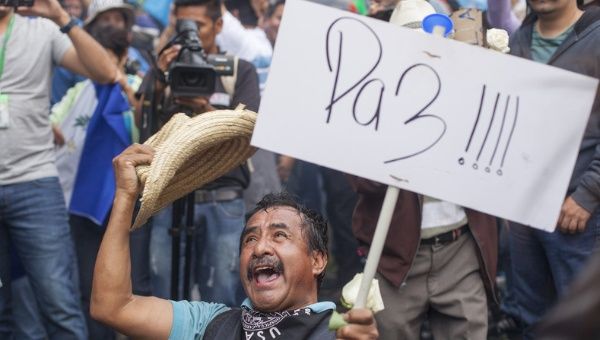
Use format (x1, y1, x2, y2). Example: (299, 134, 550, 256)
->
(0, 0, 599, 339)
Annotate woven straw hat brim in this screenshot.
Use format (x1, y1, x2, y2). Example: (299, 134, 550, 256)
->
(132, 108, 257, 229)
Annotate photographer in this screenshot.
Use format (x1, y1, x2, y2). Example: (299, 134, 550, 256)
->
(144, 0, 260, 305)
(0, 0, 118, 338)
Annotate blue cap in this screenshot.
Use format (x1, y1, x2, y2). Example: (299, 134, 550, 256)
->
(422, 13, 453, 37)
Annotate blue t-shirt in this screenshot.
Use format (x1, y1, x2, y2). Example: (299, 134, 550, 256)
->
(169, 299, 336, 340)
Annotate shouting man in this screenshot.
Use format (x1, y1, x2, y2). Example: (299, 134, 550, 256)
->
(90, 144, 378, 339)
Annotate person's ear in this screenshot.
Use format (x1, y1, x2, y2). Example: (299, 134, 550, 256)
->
(312, 250, 327, 278)
(214, 16, 223, 34)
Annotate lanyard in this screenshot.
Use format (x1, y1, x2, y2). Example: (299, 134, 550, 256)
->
(0, 15, 15, 81)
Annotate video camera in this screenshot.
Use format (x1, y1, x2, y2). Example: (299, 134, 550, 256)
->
(141, 19, 235, 141)
(164, 19, 234, 97)
(0, 0, 34, 6)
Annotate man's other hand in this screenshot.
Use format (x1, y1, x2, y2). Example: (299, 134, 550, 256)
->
(175, 96, 215, 114)
(51, 124, 65, 146)
(112, 144, 154, 199)
(336, 308, 378, 340)
(558, 196, 591, 234)
(158, 44, 182, 73)
(277, 155, 295, 183)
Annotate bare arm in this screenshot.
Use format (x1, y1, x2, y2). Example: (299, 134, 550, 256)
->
(17, 0, 117, 83)
(58, 19, 117, 83)
(90, 144, 173, 339)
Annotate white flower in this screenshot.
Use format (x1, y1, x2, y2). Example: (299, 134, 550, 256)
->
(487, 28, 510, 53)
(341, 273, 385, 313)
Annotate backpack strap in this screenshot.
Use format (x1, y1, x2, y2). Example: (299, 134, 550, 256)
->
(220, 56, 239, 99)
(203, 308, 242, 340)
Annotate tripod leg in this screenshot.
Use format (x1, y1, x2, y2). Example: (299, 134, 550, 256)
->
(183, 193, 195, 300)
(170, 198, 185, 300)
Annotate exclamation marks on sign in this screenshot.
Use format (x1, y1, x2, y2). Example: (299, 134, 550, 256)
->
(459, 85, 519, 176)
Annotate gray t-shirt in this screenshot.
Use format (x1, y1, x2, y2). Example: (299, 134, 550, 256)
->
(0, 14, 71, 185)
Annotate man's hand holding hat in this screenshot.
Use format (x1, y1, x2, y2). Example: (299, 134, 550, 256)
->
(113, 144, 155, 201)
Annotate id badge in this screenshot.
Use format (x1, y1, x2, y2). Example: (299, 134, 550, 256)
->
(0, 94, 9, 129)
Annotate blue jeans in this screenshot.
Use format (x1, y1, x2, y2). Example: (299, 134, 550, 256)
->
(12, 276, 47, 339)
(498, 221, 519, 318)
(10, 242, 74, 340)
(150, 197, 246, 306)
(0, 177, 87, 339)
(149, 205, 185, 299)
(509, 213, 600, 339)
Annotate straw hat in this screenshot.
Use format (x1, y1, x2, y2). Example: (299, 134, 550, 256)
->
(84, 0, 135, 29)
(131, 106, 257, 229)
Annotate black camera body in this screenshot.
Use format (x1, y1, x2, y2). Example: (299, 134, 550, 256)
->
(0, 0, 34, 6)
(168, 19, 234, 97)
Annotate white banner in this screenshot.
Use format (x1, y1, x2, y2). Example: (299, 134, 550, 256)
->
(252, 0, 599, 231)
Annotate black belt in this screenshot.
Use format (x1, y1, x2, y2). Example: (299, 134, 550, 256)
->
(194, 188, 243, 203)
(421, 224, 470, 247)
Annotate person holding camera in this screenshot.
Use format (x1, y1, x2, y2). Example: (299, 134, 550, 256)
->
(145, 0, 260, 306)
(0, 0, 118, 338)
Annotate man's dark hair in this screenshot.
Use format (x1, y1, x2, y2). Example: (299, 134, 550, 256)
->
(174, 0, 223, 21)
(89, 25, 130, 59)
(266, 0, 285, 19)
(225, 0, 258, 27)
(244, 192, 329, 287)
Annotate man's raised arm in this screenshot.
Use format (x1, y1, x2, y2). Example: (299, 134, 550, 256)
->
(90, 144, 173, 339)
(17, 0, 117, 83)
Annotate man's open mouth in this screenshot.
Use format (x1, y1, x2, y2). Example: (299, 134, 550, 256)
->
(248, 257, 284, 285)
(253, 266, 282, 284)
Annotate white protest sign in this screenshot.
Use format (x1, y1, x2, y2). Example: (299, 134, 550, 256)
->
(252, 0, 599, 231)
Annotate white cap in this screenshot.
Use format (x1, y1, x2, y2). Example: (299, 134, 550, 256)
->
(84, 0, 135, 29)
(389, 0, 436, 30)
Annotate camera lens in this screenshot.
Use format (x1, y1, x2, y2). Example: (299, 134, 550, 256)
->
(182, 72, 207, 88)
